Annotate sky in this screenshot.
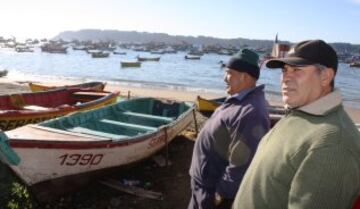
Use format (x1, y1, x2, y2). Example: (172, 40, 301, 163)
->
(0, 0, 359, 44)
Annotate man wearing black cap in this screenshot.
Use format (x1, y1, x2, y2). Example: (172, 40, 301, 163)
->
(188, 49, 270, 209)
(233, 40, 360, 209)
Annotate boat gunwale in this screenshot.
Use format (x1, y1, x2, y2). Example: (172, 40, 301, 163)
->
(0, 91, 118, 117)
(7, 99, 195, 149)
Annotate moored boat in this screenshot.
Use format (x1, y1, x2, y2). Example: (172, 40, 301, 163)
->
(185, 55, 201, 60)
(0, 89, 119, 131)
(28, 81, 106, 92)
(91, 51, 110, 58)
(120, 61, 141, 68)
(113, 51, 127, 55)
(349, 62, 360, 68)
(136, 56, 160, 62)
(40, 43, 67, 54)
(1, 97, 195, 199)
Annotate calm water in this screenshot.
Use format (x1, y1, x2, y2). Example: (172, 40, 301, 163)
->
(1, 47, 359, 108)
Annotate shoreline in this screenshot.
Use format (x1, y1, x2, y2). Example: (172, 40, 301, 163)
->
(1, 77, 360, 123)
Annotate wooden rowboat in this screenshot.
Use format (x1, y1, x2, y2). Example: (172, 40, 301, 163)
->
(0, 89, 119, 131)
(349, 62, 360, 68)
(196, 95, 284, 126)
(137, 56, 160, 62)
(1, 97, 195, 199)
(196, 96, 225, 113)
(91, 51, 110, 58)
(0, 69, 8, 77)
(185, 55, 201, 60)
(121, 61, 141, 68)
(28, 81, 106, 92)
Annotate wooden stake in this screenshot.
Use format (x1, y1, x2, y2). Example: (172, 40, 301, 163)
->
(192, 109, 199, 137)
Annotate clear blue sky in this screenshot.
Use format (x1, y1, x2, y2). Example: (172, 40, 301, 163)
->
(0, 0, 359, 44)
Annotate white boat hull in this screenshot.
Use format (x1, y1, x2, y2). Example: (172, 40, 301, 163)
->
(6, 106, 194, 186)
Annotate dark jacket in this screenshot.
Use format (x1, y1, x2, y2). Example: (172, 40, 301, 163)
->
(189, 85, 270, 198)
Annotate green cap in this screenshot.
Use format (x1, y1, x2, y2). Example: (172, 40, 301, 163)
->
(226, 49, 260, 79)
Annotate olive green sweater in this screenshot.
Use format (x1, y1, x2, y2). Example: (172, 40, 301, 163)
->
(233, 90, 360, 209)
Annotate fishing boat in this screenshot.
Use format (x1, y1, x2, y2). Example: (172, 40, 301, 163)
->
(120, 61, 141, 68)
(349, 62, 360, 68)
(185, 55, 201, 60)
(150, 50, 165, 54)
(136, 56, 160, 62)
(1, 97, 195, 199)
(0, 69, 8, 77)
(113, 51, 127, 55)
(196, 96, 225, 113)
(196, 96, 284, 126)
(91, 51, 110, 58)
(0, 89, 119, 131)
(40, 43, 67, 54)
(28, 81, 106, 92)
(15, 46, 34, 53)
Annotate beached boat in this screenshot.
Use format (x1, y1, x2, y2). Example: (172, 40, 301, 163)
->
(185, 55, 201, 60)
(121, 61, 141, 68)
(28, 81, 106, 92)
(0, 69, 8, 77)
(137, 56, 160, 62)
(1, 97, 195, 199)
(196, 95, 284, 126)
(196, 96, 225, 113)
(0, 89, 119, 131)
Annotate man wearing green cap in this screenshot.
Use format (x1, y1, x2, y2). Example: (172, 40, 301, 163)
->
(188, 49, 270, 209)
(233, 40, 360, 209)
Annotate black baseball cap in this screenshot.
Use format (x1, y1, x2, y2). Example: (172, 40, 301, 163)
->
(266, 40, 338, 73)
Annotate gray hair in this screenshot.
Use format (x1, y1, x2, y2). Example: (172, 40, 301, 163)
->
(314, 63, 335, 89)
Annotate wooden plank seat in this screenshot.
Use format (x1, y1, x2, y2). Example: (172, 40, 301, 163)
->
(100, 119, 158, 132)
(71, 91, 109, 101)
(121, 111, 174, 123)
(67, 127, 129, 139)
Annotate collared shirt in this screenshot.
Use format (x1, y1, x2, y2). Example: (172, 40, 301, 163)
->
(225, 85, 262, 103)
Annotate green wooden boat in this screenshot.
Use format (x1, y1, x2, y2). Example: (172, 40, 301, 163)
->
(2, 97, 195, 199)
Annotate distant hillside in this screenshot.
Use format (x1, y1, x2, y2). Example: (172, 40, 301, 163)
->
(54, 29, 360, 53)
(54, 29, 277, 49)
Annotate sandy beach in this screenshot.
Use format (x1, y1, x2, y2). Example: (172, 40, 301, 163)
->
(1, 77, 360, 123)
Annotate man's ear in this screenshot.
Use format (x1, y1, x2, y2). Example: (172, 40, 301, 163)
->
(320, 68, 335, 87)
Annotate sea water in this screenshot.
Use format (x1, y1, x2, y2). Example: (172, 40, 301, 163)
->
(0, 47, 359, 108)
